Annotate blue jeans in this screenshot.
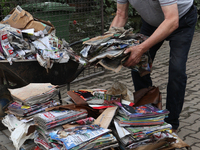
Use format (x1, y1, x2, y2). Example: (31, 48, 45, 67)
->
(131, 5, 197, 130)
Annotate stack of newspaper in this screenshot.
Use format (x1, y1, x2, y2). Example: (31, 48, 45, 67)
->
(112, 102, 177, 149)
(80, 28, 152, 76)
(8, 83, 59, 106)
(33, 109, 88, 130)
(7, 83, 61, 119)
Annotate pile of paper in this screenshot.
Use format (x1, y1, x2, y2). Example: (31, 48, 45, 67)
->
(8, 100, 60, 117)
(0, 5, 87, 68)
(115, 103, 169, 126)
(112, 102, 178, 149)
(49, 125, 117, 150)
(33, 109, 88, 130)
(80, 28, 152, 76)
(1, 81, 190, 150)
(8, 83, 59, 106)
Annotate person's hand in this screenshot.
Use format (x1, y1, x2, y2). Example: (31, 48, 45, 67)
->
(123, 45, 144, 67)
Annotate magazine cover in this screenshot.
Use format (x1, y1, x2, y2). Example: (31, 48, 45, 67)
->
(34, 110, 88, 130)
(8, 100, 60, 116)
(115, 102, 169, 119)
(49, 125, 110, 149)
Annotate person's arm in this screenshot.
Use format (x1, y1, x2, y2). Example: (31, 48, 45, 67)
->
(123, 3, 179, 67)
(109, 2, 129, 29)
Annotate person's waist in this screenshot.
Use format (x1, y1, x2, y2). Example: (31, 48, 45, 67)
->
(185, 4, 195, 16)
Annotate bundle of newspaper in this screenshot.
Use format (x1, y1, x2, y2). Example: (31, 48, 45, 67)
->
(0, 7, 87, 68)
(80, 27, 152, 76)
(33, 109, 88, 130)
(8, 83, 59, 106)
(49, 124, 118, 150)
(112, 102, 178, 149)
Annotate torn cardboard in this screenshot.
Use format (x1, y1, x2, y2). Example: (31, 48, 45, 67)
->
(45, 103, 100, 119)
(25, 18, 55, 34)
(0, 5, 33, 29)
(67, 91, 88, 105)
(132, 138, 176, 150)
(93, 106, 118, 129)
(1, 5, 55, 34)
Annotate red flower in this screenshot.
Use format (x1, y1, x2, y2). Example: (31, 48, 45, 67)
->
(73, 20, 77, 25)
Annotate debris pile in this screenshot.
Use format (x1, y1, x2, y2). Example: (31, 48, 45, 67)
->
(0, 5, 86, 69)
(1, 82, 190, 150)
(0, 5, 190, 150)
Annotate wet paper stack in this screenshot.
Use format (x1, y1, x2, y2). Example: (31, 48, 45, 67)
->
(80, 27, 152, 76)
(2, 80, 190, 150)
(115, 103, 169, 126)
(49, 124, 118, 150)
(7, 100, 60, 117)
(33, 109, 88, 130)
(7, 83, 61, 119)
(30, 106, 119, 150)
(112, 102, 178, 149)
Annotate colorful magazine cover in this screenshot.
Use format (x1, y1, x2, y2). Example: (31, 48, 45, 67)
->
(115, 102, 169, 119)
(125, 122, 172, 136)
(34, 110, 88, 130)
(71, 133, 117, 150)
(8, 100, 60, 116)
(49, 125, 110, 150)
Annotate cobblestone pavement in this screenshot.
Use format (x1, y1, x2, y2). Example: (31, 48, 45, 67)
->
(1, 32, 200, 150)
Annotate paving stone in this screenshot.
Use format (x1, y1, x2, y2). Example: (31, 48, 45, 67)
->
(190, 146, 200, 150)
(0, 144, 7, 150)
(184, 120, 200, 131)
(0, 134, 11, 145)
(1, 130, 10, 138)
(4, 143, 15, 150)
(183, 136, 200, 147)
(190, 131, 200, 139)
(177, 128, 195, 140)
(181, 113, 200, 124)
(193, 111, 200, 115)
(195, 143, 200, 148)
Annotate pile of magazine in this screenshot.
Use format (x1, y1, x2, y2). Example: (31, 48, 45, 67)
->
(33, 109, 88, 130)
(7, 83, 61, 119)
(112, 102, 178, 149)
(2, 82, 189, 150)
(48, 124, 118, 150)
(2, 84, 120, 150)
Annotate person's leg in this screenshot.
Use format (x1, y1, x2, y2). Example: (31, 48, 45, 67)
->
(132, 19, 164, 91)
(164, 5, 197, 130)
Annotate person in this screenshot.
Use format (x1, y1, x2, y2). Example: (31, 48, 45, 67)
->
(110, 0, 197, 132)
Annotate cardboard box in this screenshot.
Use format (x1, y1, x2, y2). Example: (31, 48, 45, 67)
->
(25, 19, 55, 34)
(93, 106, 118, 129)
(0, 5, 33, 29)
